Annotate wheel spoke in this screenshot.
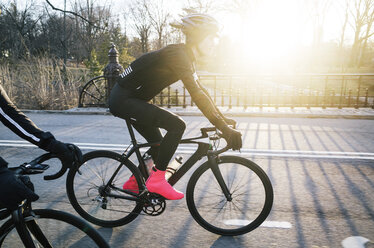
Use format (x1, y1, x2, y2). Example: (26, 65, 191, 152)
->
(189, 158, 273, 235)
(68, 151, 142, 226)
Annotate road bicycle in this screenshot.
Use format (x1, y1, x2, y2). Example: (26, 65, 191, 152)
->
(0, 153, 110, 247)
(66, 119, 274, 236)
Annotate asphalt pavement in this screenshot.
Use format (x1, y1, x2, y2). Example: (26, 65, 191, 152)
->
(0, 111, 373, 248)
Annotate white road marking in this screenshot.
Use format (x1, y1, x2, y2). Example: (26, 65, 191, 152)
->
(223, 219, 292, 229)
(342, 236, 370, 248)
(1, 140, 374, 160)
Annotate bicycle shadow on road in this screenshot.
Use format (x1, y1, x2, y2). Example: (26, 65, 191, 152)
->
(210, 236, 246, 248)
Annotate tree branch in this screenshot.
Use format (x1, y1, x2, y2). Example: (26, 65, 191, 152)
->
(44, 0, 100, 29)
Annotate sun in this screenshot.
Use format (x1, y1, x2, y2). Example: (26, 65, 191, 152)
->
(220, 0, 302, 66)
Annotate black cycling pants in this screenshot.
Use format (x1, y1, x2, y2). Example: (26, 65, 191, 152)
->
(109, 83, 186, 171)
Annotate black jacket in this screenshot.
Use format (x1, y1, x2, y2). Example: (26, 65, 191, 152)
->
(117, 43, 228, 131)
(0, 84, 54, 167)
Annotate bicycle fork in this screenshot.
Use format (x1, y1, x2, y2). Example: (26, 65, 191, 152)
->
(12, 208, 52, 248)
(207, 154, 232, 202)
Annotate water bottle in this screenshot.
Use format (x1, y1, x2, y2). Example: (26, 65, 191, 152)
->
(165, 155, 183, 180)
(142, 153, 154, 175)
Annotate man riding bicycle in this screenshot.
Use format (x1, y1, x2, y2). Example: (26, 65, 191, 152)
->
(109, 14, 242, 200)
(0, 83, 82, 210)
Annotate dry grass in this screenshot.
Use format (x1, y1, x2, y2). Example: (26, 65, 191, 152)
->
(0, 56, 91, 110)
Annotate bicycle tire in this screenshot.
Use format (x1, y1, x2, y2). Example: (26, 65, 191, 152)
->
(186, 156, 273, 236)
(0, 209, 110, 247)
(66, 150, 144, 227)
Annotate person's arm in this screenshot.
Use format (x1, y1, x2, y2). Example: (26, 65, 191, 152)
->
(182, 74, 228, 131)
(0, 85, 55, 149)
(0, 85, 82, 165)
(182, 74, 242, 150)
(194, 75, 236, 127)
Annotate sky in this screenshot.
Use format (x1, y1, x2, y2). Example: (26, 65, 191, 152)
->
(3, 0, 354, 67)
(7, 0, 348, 45)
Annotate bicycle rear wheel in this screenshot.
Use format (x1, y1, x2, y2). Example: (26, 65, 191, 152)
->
(66, 150, 144, 227)
(0, 209, 109, 247)
(186, 156, 273, 236)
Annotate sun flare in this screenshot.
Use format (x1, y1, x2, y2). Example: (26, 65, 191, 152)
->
(220, 1, 305, 65)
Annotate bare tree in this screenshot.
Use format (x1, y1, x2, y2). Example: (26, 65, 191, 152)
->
(68, 0, 111, 61)
(183, 0, 216, 14)
(303, 0, 332, 50)
(0, 0, 42, 58)
(145, 0, 171, 49)
(349, 0, 374, 67)
(358, 0, 374, 66)
(338, 0, 350, 51)
(130, 0, 152, 53)
(336, 0, 350, 71)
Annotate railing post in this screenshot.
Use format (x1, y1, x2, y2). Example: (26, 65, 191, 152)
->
(167, 86, 171, 108)
(355, 75, 362, 109)
(323, 75, 328, 109)
(364, 88, 369, 107)
(307, 76, 311, 109)
(103, 43, 124, 107)
(348, 89, 352, 107)
(229, 76, 232, 109)
(331, 89, 335, 107)
(221, 84, 224, 107)
(339, 75, 345, 109)
(160, 90, 164, 107)
(183, 86, 186, 108)
(175, 89, 179, 107)
(214, 75, 217, 104)
(236, 88, 240, 107)
(275, 85, 279, 109)
(244, 83, 248, 110)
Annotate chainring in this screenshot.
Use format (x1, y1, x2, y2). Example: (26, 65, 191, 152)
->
(142, 193, 166, 216)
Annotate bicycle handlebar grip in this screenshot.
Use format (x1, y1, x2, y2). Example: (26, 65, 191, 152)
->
(201, 127, 217, 132)
(40, 153, 68, 181)
(200, 127, 217, 137)
(44, 166, 68, 180)
(31, 153, 56, 166)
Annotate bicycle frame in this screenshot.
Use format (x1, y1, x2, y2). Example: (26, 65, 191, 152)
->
(102, 119, 232, 201)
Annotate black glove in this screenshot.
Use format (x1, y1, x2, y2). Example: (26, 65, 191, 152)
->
(221, 126, 242, 151)
(224, 117, 237, 128)
(0, 166, 39, 210)
(46, 140, 83, 167)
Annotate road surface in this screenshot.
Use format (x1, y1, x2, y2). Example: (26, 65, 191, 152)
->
(0, 113, 373, 248)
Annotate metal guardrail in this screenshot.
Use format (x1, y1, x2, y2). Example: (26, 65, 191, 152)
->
(151, 73, 374, 109)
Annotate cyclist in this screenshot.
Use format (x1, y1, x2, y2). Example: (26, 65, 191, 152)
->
(0, 83, 82, 210)
(109, 14, 242, 200)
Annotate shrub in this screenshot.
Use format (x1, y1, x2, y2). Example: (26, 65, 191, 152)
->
(0, 55, 89, 110)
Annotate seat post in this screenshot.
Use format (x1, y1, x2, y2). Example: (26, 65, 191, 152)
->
(125, 119, 138, 145)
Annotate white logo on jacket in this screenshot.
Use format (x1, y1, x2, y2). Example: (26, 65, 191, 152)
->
(120, 66, 133, 78)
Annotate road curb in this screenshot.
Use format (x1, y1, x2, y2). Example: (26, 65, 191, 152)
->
(21, 108, 374, 119)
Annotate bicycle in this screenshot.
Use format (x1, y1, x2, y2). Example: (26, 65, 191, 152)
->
(0, 153, 110, 247)
(66, 119, 274, 236)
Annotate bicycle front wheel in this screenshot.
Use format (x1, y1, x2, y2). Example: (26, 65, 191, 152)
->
(186, 156, 273, 236)
(66, 150, 144, 227)
(0, 209, 109, 247)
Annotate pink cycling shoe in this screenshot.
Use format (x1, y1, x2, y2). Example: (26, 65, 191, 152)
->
(146, 167, 184, 200)
(122, 175, 139, 193)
